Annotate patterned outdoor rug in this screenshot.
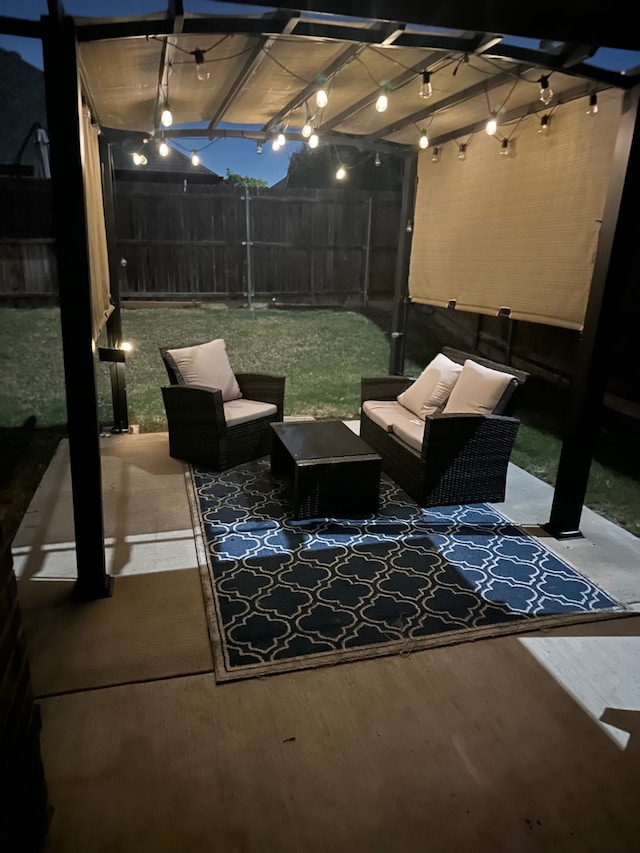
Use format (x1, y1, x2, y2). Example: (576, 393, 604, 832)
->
(187, 458, 627, 682)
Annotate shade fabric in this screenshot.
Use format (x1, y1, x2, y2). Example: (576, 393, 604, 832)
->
(408, 88, 624, 330)
(80, 101, 112, 342)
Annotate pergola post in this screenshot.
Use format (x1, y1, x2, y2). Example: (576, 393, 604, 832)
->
(42, 11, 112, 598)
(389, 152, 418, 375)
(545, 86, 640, 539)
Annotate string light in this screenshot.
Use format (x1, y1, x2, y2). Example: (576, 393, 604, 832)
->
(587, 93, 599, 115)
(301, 120, 313, 138)
(277, 131, 286, 147)
(308, 132, 319, 149)
(486, 114, 498, 136)
(191, 150, 200, 166)
(256, 141, 263, 154)
(132, 152, 147, 166)
(418, 131, 429, 149)
(193, 48, 210, 81)
(159, 140, 169, 157)
(457, 143, 467, 160)
(336, 165, 347, 180)
(272, 136, 281, 151)
(375, 90, 388, 113)
(316, 75, 328, 108)
(431, 146, 440, 162)
(539, 75, 553, 106)
(160, 104, 173, 128)
(538, 114, 551, 134)
(500, 138, 510, 156)
(374, 151, 381, 166)
(419, 70, 433, 99)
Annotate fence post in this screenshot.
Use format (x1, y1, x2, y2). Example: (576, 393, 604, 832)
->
(363, 196, 372, 307)
(244, 190, 253, 309)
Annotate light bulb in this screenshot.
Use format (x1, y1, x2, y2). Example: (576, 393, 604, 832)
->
(336, 165, 346, 180)
(120, 341, 133, 353)
(256, 141, 263, 154)
(316, 87, 328, 108)
(419, 70, 433, 99)
(272, 138, 281, 151)
(539, 75, 553, 106)
(486, 116, 497, 136)
(132, 152, 142, 165)
(159, 141, 169, 157)
(160, 106, 173, 128)
(375, 92, 388, 113)
(301, 122, 312, 138)
(194, 48, 210, 81)
(191, 150, 200, 166)
(500, 138, 510, 156)
(138, 154, 147, 165)
(587, 93, 599, 115)
(431, 146, 440, 162)
(374, 152, 381, 166)
(277, 132, 286, 147)
(308, 133, 319, 149)
(538, 115, 551, 134)
(457, 143, 467, 160)
(418, 132, 429, 149)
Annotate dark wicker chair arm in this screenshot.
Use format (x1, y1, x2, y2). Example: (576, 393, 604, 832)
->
(421, 412, 520, 463)
(236, 373, 286, 418)
(161, 384, 226, 429)
(361, 376, 414, 404)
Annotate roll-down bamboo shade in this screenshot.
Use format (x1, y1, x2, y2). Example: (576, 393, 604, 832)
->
(80, 103, 112, 342)
(408, 88, 623, 330)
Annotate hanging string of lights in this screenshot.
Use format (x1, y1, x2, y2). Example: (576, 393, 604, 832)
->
(148, 33, 606, 168)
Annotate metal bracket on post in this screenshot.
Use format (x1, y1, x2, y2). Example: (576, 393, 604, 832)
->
(389, 329, 405, 375)
(98, 347, 129, 434)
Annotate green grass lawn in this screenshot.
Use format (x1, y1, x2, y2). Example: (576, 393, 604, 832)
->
(0, 305, 639, 541)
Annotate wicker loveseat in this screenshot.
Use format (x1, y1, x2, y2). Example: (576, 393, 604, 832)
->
(360, 347, 528, 507)
(160, 339, 285, 470)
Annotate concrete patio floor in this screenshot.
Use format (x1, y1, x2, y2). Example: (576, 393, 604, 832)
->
(11, 427, 640, 852)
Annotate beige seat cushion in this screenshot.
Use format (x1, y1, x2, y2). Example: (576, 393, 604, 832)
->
(362, 400, 423, 434)
(165, 339, 242, 401)
(362, 400, 403, 431)
(223, 399, 277, 427)
(397, 353, 463, 419)
(391, 418, 425, 453)
(442, 359, 514, 415)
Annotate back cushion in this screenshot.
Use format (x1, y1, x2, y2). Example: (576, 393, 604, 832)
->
(397, 352, 463, 419)
(165, 339, 242, 401)
(442, 359, 514, 415)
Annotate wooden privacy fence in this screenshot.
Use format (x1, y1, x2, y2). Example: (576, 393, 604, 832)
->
(114, 183, 401, 305)
(0, 179, 401, 305)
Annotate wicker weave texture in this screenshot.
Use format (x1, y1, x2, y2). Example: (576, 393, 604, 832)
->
(360, 412, 519, 506)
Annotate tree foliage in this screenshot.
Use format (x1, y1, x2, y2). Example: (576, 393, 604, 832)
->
(224, 168, 269, 187)
(285, 144, 404, 191)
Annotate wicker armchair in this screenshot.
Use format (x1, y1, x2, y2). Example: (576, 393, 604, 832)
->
(360, 349, 527, 507)
(160, 344, 285, 470)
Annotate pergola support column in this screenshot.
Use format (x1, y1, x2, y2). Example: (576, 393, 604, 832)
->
(389, 152, 418, 375)
(42, 11, 112, 598)
(544, 86, 640, 539)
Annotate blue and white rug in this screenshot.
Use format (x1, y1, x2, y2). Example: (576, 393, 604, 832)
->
(188, 458, 625, 682)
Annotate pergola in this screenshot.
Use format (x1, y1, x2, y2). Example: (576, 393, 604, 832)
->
(1, 1, 639, 598)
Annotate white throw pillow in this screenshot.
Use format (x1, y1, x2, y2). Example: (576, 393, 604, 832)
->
(166, 339, 242, 401)
(442, 359, 513, 415)
(397, 353, 463, 419)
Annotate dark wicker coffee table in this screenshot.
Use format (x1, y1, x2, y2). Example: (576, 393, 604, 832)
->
(270, 421, 381, 520)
